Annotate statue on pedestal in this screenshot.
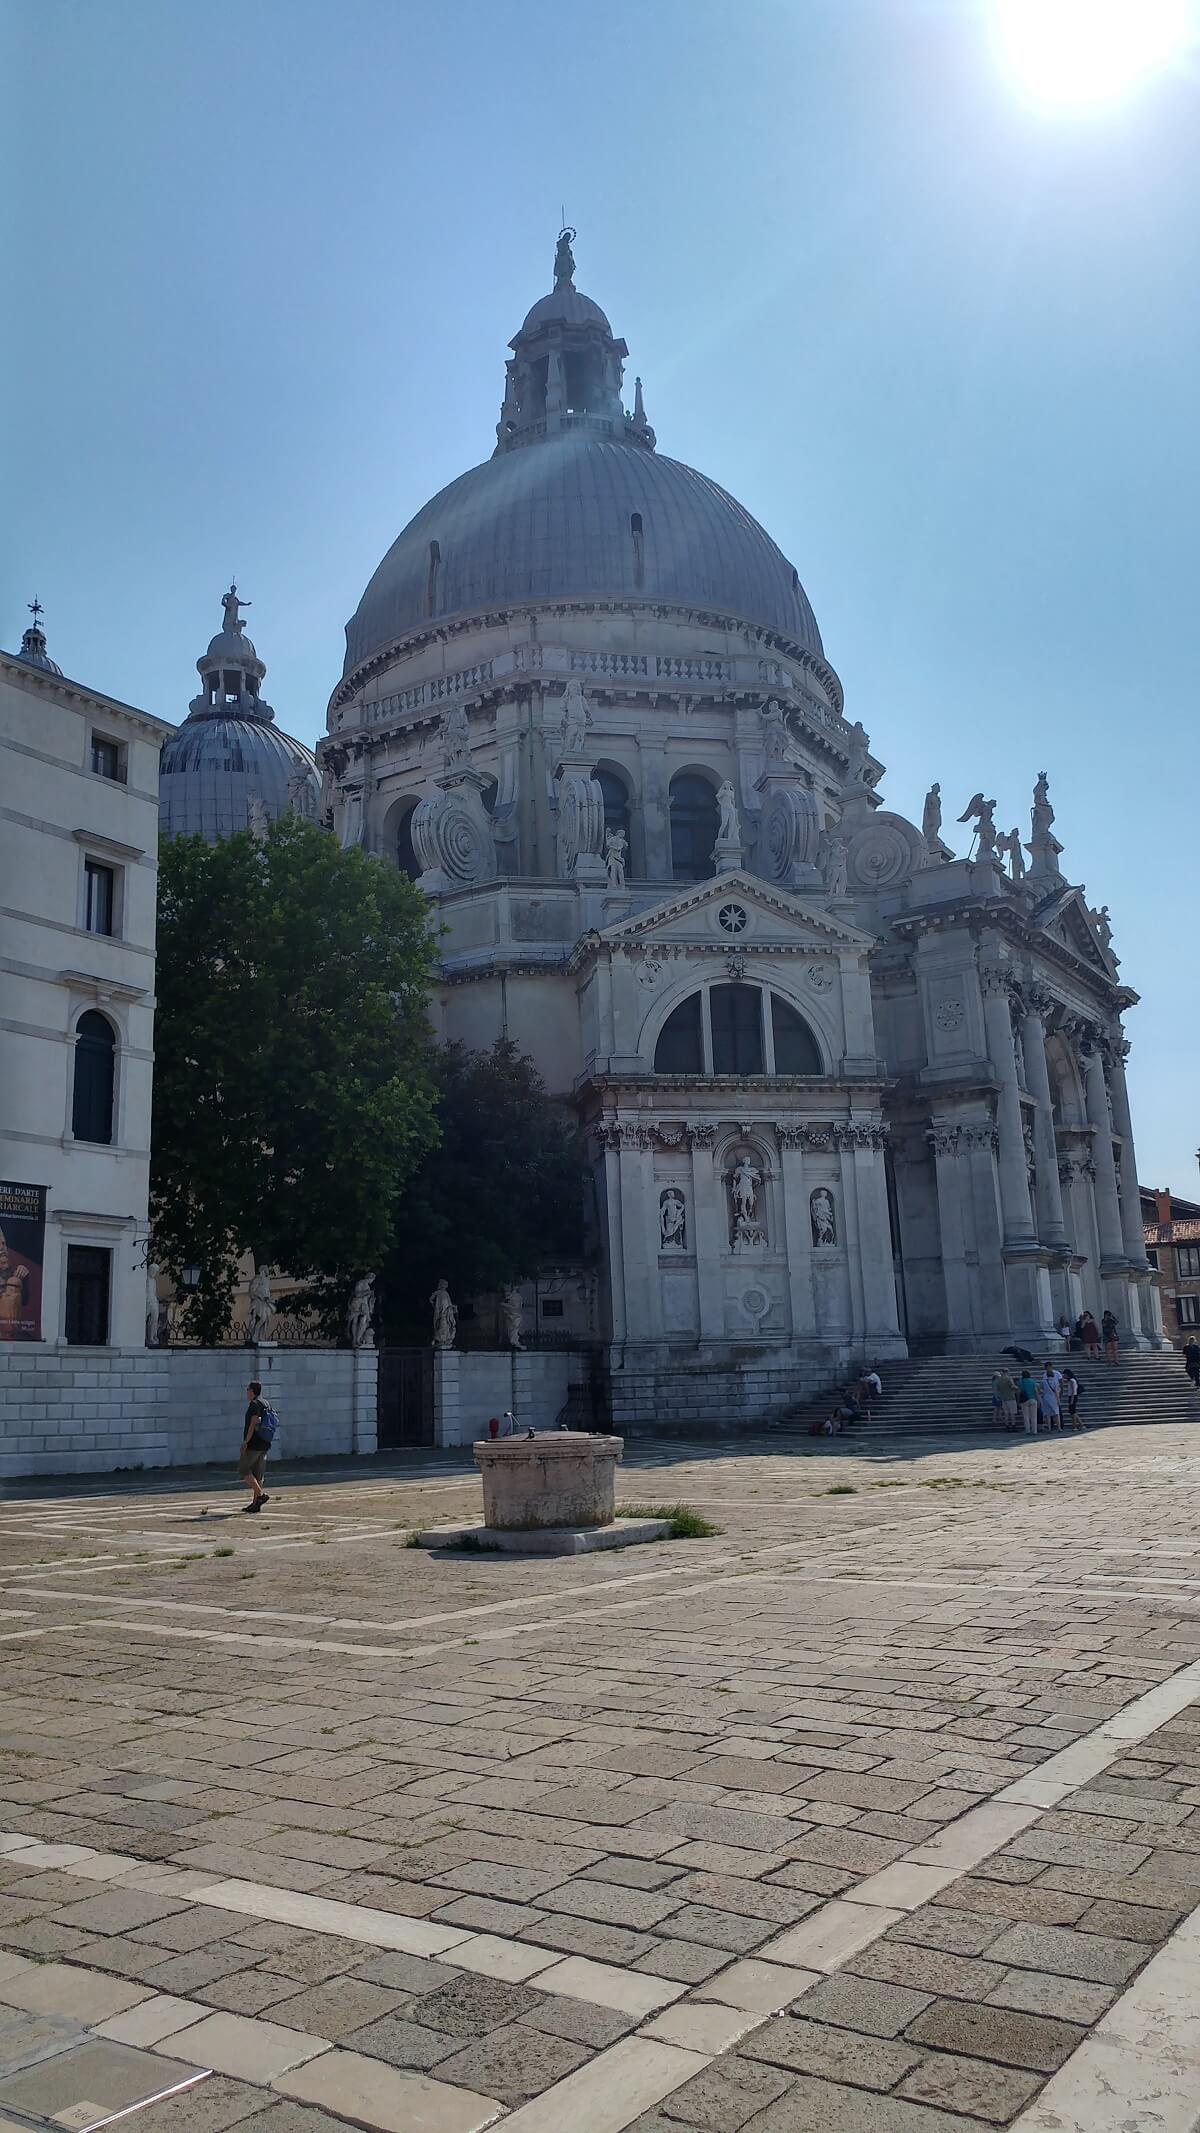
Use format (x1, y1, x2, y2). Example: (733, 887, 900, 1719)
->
(502, 1286, 524, 1350)
(346, 1274, 376, 1349)
(716, 780, 740, 846)
(760, 698, 790, 763)
(659, 1188, 687, 1252)
(443, 704, 470, 772)
(822, 835, 849, 897)
(604, 827, 627, 888)
(560, 678, 591, 756)
(998, 827, 1026, 880)
(430, 1278, 458, 1348)
(221, 582, 249, 633)
(957, 792, 998, 860)
(145, 1262, 161, 1347)
(1026, 770, 1064, 875)
(247, 1265, 274, 1345)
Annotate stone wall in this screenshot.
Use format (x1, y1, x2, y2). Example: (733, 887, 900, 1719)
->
(432, 1349, 572, 1447)
(609, 1344, 856, 1435)
(0, 1345, 377, 1480)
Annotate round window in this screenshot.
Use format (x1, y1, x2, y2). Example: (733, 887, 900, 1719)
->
(718, 902, 748, 936)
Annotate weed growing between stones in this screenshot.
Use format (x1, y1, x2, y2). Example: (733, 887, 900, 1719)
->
(618, 1503, 721, 1538)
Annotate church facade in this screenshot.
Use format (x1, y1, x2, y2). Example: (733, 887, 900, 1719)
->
(319, 234, 1164, 1425)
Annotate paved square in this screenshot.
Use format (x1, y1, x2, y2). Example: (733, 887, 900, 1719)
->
(4, 1420, 1200, 2131)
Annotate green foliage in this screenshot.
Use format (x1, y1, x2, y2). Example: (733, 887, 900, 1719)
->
(380, 1039, 587, 1338)
(617, 1503, 721, 1538)
(152, 817, 437, 1340)
(824, 1484, 857, 1495)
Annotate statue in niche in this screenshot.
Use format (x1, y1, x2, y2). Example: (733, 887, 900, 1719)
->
(145, 1262, 161, 1347)
(430, 1278, 458, 1348)
(501, 1286, 524, 1350)
(716, 780, 741, 845)
(731, 1156, 762, 1228)
(822, 835, 849, 897)
(957, 792, 998, 859)
(921, 782, 943, 848)
(221, 582, 249, 633)
(443, 703, 470, 772)
(604, 827, 627, 888)
(810, 1188, 837, 1248)
(560, 678, 591, 756)
(998, 826, 1025, 880)
(660, 1188, 687, 1252)
(761, 698, 790, 763)
(346, 1274, 375, 1349)
(246, 1265, 274, 1344)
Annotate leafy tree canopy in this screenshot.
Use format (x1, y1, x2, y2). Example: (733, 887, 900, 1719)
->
(380, 1039, 588, 1339)
(152, 817, 437, 1339)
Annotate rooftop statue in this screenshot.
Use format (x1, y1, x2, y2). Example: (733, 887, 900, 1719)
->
(221, 582, 249, 634)
(958, 792, 998, 860)
(554, 226, 577, 287)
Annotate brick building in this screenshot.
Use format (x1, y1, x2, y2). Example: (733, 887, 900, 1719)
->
(1142, 1187, 1200, 1344)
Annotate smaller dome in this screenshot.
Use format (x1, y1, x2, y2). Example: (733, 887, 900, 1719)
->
(200, 626, 264, 674)
(14, 623, 63, 676)
(519, 285, 612, 337)
(160, 715, 320, 843)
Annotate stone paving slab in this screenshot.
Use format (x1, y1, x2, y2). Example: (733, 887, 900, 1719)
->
(9, 1429, 1200, 2131)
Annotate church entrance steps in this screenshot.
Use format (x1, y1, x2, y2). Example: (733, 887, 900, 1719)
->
(768, 1351, 1200, 1444)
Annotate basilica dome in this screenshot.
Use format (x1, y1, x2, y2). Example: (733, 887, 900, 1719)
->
(343, 437, 823, 682)
(340, 234, 822, 689)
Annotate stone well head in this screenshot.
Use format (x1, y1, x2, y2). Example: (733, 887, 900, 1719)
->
(473, 1430, 624, 1530)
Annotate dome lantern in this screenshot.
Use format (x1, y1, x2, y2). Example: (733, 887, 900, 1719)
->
(192, 582, 271, 720)
(14, 597, 63, 676)
(495, 229, 650, 456)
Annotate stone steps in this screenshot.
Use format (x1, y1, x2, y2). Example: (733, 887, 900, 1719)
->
(770, 1352, 1200, 1441)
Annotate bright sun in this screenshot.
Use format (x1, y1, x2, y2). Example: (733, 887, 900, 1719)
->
(996, 0, 1188, 105)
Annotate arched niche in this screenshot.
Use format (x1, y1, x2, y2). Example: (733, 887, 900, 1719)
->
(669, 770, 720, 883)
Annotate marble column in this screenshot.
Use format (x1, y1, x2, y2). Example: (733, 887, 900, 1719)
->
(846, 1128, 903, 1342)
(927, 1122, 976, 1342)
(687, 1125, 726, 1339)
(776, 1127, 816, 1337)
(1022, 992, 1069, 1249)
(1079, 1035, 1126, 1267)
(980, 968, 1037, 1245)
(1107, 1037, 1151, 1271)
(617, 1126, 656, 1339)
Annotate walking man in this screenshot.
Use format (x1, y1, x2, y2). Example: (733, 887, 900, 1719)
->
(1063, 1368, 1086, 1430)
(239, 1379, 272, 1513)
(1185, 1336, 1200, 1389)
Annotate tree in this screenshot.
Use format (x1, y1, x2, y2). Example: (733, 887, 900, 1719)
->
(152, 817, 437, 1339)
(380, 1040, 588, 1339)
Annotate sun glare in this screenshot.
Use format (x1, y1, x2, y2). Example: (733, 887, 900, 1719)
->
(996, 0, 1188, 106)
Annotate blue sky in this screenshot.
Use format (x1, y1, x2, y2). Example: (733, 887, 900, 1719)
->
(5, 0, 1197, 1190)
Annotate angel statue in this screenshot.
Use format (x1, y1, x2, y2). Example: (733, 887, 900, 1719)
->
(957, 793, 998, 860)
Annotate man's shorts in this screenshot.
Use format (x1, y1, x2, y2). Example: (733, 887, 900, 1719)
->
(238, 1441, 267, 1481)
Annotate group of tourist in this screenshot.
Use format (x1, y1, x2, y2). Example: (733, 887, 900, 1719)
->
(1054, 1309, 1120, 1362)
(993, 1362, 1086, 1435)
(810, 1367, 883, 1435)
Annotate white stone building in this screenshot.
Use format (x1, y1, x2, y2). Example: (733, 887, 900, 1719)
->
(313, 235, 1162, 1425)
(0, 610, 170, 1359)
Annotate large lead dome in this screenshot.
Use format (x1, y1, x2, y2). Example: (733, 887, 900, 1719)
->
(341, 232, 822, 688)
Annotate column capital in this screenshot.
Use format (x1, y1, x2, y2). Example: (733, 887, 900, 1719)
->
(978, 961, 1014, 998)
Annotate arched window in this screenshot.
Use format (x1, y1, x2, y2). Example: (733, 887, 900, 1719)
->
(711, 985, 763, 1075)
(72, 1011, 116, 1144)
(670, 774, 719, 883)
(654, 994, 703, 1074)
(652, 986, 823, 1079)
(596, 768, 630, 845)
(395, 802, 421, 882)
(771, 995, 822, 1074)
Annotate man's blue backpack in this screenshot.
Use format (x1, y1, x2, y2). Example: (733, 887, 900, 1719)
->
(257, 1405, 280, 1445)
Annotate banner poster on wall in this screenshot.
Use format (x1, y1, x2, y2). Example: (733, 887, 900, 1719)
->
(0, 1183, 46, 1342)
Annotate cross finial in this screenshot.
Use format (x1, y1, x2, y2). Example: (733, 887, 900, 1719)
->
(27, 598, 44, 627)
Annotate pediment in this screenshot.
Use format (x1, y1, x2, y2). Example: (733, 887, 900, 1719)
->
(594, 870, 875, 953)
(1033, 886, 1118, 976)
